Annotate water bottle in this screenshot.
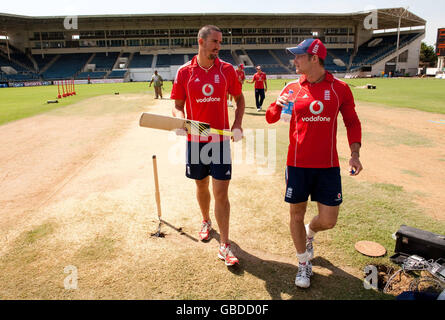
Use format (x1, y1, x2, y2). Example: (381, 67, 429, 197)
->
(280, 89, 294, 123)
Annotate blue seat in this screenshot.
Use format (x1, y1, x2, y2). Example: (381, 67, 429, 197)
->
(129, 53, 153, 68)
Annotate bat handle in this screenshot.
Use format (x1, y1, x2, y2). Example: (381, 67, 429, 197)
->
(152, 155, 162, 220)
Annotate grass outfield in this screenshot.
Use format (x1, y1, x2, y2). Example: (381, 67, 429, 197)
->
(0, 82, 171, 126)
(1, 78, 445, 126)
(344, 78, 445, 114)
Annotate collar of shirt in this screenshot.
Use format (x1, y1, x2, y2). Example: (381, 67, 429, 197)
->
(299, 70, 334, 85)
(190, 55, 221, 70)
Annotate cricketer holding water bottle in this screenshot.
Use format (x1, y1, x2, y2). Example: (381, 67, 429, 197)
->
(265, 38, 363, 288)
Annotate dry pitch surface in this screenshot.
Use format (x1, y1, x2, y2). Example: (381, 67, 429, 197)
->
(0, 91, 444, 299)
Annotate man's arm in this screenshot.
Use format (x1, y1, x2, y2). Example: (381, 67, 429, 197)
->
(172, 99, 187, 136)
(231, 93, 245, 142)
(172, 99, 185, 118)
(264, 79, 268, 92)
(339, 84, 363, 176)
(349, 142, 363, 176)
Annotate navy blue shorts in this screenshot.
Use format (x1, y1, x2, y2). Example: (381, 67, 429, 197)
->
(285, 166, 343, 206)
(186, 141, 232, 180)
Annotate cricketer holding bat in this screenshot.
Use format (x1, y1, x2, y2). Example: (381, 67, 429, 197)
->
(171, 25, 245, 266)
(266, 38, 363, 288)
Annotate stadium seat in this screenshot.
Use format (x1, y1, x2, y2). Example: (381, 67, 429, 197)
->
(156, 54, 185, 67)
(90, 52, 119, 70)
(218, 50, 236, 65)
(129, 53, 153, 68)
(42, 53, 91, 80)
(108, 70, 128, 78)
(76, 71, 107, 79)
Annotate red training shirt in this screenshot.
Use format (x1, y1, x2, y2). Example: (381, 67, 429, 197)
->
(236, 69, 245, 84)
(265, 71, 361, 168)
(171, 56, 242, 142)
(252, 71, 267, 89)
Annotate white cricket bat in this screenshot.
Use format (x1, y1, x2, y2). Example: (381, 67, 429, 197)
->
(139, 112, 233, 137)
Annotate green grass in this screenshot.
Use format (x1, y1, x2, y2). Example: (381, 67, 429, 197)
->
(2, 78, 445, 126)
(0, 82, 173, 125)
(344, 78, 445, 114)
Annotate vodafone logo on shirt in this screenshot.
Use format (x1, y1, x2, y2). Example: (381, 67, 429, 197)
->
(302, 100, 331, 122)
(196, 84, 221, 103)
(309, 101, 324, 115)
(202, 84, 214, 96)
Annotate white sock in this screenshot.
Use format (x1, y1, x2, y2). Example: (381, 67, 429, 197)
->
(305, 223, 316, 239)
(296, 251, 310, 264)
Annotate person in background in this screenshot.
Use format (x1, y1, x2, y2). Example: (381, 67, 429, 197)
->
(149, 70, 164, 99)
(228, 64, 245, 107)
(247, 66, 267, 112)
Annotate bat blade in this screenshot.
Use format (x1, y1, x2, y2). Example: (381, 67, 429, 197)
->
(139, 112, 232, 137)
(139, 112, 187, 131)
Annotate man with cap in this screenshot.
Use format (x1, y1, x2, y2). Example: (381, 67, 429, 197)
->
(248, 65, 267, 112)
(265, 38, 363, 288)
(228, 64, 246, 107)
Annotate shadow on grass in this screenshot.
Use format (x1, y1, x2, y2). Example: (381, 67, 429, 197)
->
(159, 219, 199, 243)
(211, 231, 391, 300)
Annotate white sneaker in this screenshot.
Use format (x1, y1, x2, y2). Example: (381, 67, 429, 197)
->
(306, 237, 314, 260)
(218, 243, 239, 266)
(199, 220, 212, 241)
(295, 262, 313, 288)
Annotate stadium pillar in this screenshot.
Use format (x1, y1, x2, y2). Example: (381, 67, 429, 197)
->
(396, 7, 409, 74)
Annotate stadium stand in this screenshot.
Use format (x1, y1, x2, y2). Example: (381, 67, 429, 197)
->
(0, 54, 30, 72)
(129, 53, 153, 68)
(218, 50, 237, 65)
(42, 53, 91, 80)
(33, 54, 57, 72)
(246, 50, 276, 66)
(0, 9, 426, 81)
(156, 54, 185, 67)
(90, 52, 119, 70)
(270, 49, 294, 68)
(108, 70, 128, 78)
(76, 71, 107, 79)
(10, 52, 35, 71)
(351, 32, 423, 69)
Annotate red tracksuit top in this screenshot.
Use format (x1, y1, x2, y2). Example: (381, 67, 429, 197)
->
(266, 71, 362, 168)
(171, 55, 242, 142)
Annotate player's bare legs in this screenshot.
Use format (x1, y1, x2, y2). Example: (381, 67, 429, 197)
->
(212, 178, 230, 244)
(289, 202, 308, 253)
(308, 203, 339, 233)
(195, 177, 211, 221)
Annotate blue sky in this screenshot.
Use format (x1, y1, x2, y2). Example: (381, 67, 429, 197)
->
(1, 0, 442, 46)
